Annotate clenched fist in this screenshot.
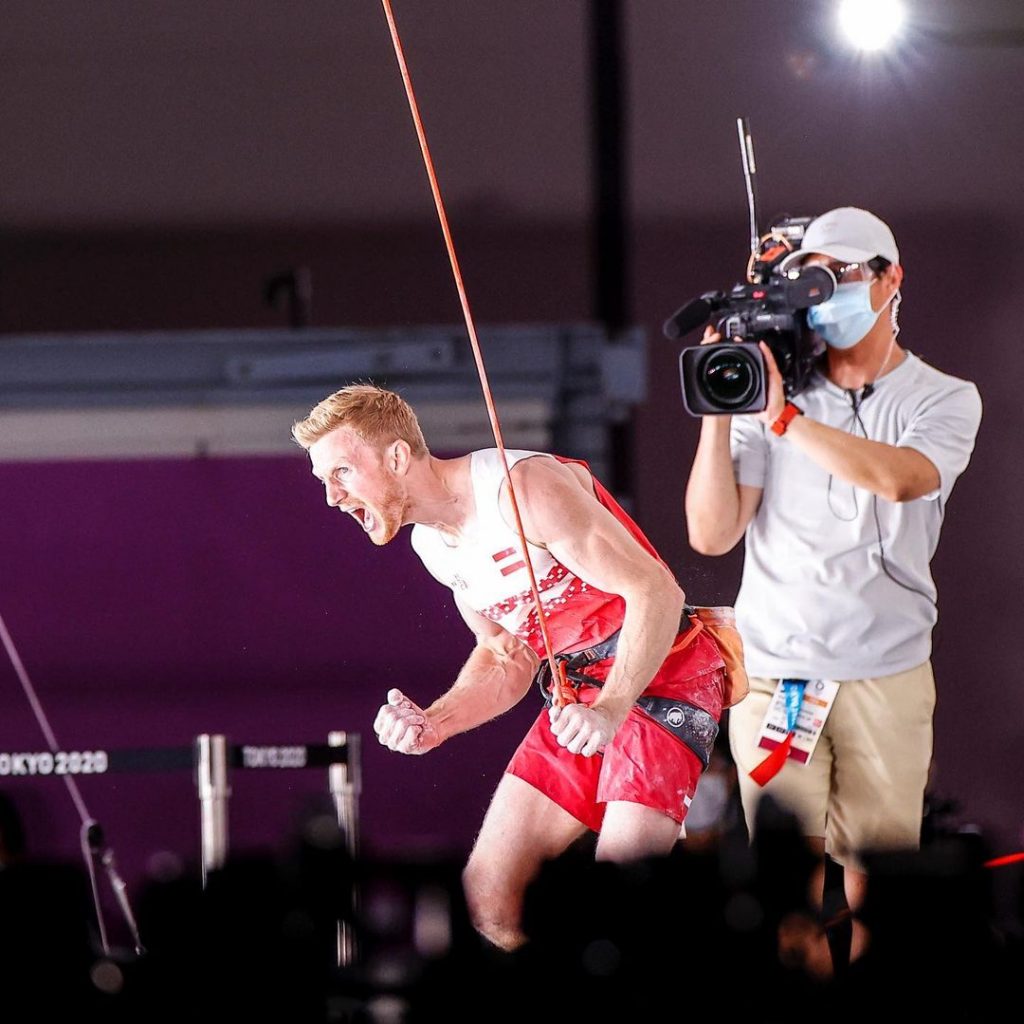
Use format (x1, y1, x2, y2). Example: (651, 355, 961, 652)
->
(373, 688, 441, 755)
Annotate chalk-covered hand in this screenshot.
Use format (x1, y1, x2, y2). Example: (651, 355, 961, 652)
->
(373, 688, 441, 755)
(548, 702, 618, 757)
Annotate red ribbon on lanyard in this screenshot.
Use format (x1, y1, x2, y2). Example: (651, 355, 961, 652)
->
(749, 678, 806, 787)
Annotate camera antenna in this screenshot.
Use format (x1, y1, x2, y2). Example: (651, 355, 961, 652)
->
(737, 117, 760, 264)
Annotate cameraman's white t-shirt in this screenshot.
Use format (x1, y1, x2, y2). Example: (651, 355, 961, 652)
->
(729, 352, 981, 680)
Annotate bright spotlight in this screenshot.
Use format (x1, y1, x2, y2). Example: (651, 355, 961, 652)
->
(837, 0, 906, 52)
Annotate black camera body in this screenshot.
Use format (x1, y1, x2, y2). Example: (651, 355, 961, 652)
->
(663, 207, 835, 416)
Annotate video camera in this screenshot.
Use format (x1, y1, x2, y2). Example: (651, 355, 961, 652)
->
(663, 121, 834, 416)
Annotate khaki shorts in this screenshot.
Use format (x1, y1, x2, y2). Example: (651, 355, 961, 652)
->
(728, 661, 935, 871)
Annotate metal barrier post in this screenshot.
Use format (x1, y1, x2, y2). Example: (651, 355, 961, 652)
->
(195, 733, 230, 888)
(328, 730, 361, 966)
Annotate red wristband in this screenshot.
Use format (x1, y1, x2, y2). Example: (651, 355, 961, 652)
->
(770, 401, 803, 436)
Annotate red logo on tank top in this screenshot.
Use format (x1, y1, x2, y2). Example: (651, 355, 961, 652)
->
(491, 546, 526, 577)
(481, 564, 571, 622)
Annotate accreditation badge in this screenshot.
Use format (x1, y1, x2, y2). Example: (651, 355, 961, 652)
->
(756, 678, 839, 765)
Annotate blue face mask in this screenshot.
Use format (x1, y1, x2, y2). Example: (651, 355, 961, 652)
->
(807, 280, 881, 350)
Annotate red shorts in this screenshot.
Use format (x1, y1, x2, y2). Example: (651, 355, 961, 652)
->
(506, 630, 725, 832)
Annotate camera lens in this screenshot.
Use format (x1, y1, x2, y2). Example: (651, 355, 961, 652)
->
(700, 348, 760, 409)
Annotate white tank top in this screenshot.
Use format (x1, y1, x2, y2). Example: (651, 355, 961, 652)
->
(410, 449, 617, 655)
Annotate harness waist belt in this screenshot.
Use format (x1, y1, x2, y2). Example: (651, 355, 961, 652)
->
(533, 606, 699, 698)
(633, 696, 718, 769)
(534, 608, 719, 768)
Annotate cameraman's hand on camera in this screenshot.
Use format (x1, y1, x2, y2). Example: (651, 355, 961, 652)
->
(754, 341, 787, 425)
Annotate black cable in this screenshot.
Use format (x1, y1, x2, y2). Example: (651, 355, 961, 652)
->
(0, 611, 144, 956)
(825, 388, 866, 522)
(847, 389, 938, 606)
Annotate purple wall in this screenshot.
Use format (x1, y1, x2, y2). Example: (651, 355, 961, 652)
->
(0, 455, 539, 905)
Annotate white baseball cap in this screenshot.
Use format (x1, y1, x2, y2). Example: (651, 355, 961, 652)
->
(780, 206, 900, 271)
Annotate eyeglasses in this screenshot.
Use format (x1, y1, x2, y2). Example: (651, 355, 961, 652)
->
(833, 262, 873, 283)
(805, 260, 873, 284)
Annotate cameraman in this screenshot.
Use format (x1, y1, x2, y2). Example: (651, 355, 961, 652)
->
(684, 207, 982, 961)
